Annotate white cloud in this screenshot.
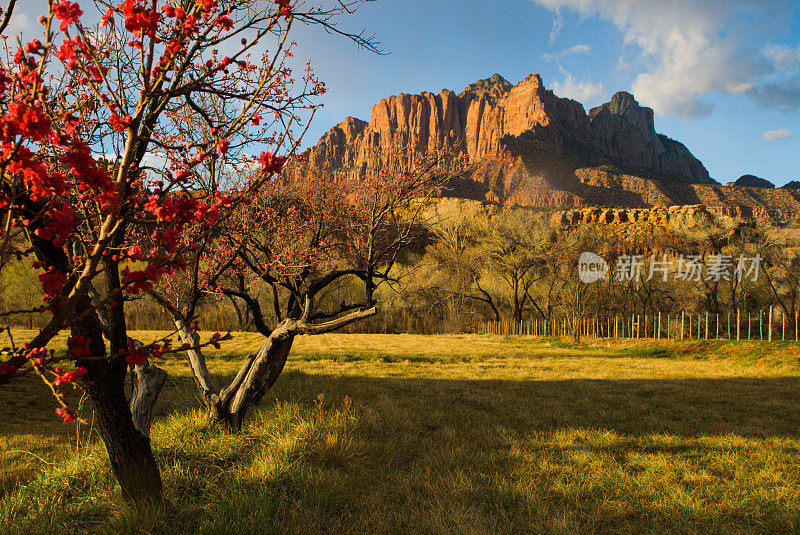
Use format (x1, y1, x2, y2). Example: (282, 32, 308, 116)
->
(542, 43, 592, 62)
(763, 43, 800, 70)
(565, 44, 591, 55)
(549, 8, 565, 45)
(551, 73, 605, 105)
(762, 128, 793, 141)
(532, 0, 800, 118)
(3, 12, 30, 35)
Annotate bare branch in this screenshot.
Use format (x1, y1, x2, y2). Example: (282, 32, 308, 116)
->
(0, 0, 19, 37)
(296, 306, 377, 335)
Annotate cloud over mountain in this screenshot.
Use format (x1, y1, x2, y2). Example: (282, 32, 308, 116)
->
(533, 0, 800, 118)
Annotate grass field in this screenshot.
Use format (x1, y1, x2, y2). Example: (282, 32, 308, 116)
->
(2, 332, 800, 534)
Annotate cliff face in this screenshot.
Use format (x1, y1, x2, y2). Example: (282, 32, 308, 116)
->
(303, 74, 711, 182)
(588, 92, 710, 184)
(297, 74, 800, 222)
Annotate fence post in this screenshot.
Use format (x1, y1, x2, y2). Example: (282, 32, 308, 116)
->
(782, 311, 785, 341)
(768, 305, 773, 342)
(748, 312, 751, 340)
(658, 312, 662, 339)
(681, 311, 685, 340)
(760, 309, 763, 341)
(737, 309, 740, 341)
(716, 313, 719, 339)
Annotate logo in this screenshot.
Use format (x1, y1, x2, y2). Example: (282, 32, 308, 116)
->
(578, 252, 608, 283)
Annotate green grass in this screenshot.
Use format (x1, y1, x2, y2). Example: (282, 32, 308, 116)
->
(3, 332, 800, 534)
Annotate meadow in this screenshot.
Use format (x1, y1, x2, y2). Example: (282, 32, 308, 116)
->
(2, 332, 800, 534)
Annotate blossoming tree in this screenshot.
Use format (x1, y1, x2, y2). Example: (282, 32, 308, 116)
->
(0, 0, 377, 503)
(148, 145, 461, 430)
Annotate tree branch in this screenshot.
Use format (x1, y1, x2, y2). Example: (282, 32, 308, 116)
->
(149, 289, 219, 407)
(0, 0, 18, 36)
(221, 288, 272, 336)
(297, 306, 376, 335)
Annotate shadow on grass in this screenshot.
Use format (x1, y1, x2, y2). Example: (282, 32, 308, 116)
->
(149, 370, 797, 534)
(271, 370, 800, 439)
(240, 371, 800, 533)
(4, 370, 800, 533)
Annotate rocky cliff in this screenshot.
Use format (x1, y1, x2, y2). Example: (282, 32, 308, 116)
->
(296, 74, 800, 222)
(732, 175, 775, 188)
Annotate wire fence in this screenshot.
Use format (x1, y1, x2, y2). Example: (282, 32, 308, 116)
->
(478, 306, 800, 341)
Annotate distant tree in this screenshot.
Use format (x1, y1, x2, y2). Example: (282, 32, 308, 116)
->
(420, 200, 497, 326)
(754, 224, 800, 332)
(473, 209, 550, 324)
(148, 146, 460, 430)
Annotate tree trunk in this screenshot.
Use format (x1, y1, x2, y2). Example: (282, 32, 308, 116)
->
(83, 358, 164, 503)
(39, 237, 163, 504)
(130, 361, 168, 437)
(75, 305, 163, 504)
(218, 333, 293, 431)
(89, 288, 167, 439)
(572, 314, 581, 342)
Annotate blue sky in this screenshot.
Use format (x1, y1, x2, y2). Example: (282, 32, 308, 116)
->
(7, 1, 799, 185)
(291, 0, 800, 185)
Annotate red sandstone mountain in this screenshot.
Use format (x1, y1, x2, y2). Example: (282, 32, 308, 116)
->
(296, 74, 800, 222)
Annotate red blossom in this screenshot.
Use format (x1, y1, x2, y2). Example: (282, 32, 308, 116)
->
(39, 270, 68, 300)
(4, 102, 51, 142)
(197, 0, 218, 15)
(56, 37, 80, 69)
(274, 0, 292, 19)
(53, 366, 88, 386)
(214, 15, 233, 30)
(124, 338, 171, 365)
(181, 14, 197, 33)
(100, 7, 115, 27)
(24, 39, 44, 54)
(257, 151, 286, 174)
(0, 361, 19, 375)
(108, 113, 132, 132)
(53, 1, 83, 31)
(55, 407, 77, 423)
(119, 0, 159, 38)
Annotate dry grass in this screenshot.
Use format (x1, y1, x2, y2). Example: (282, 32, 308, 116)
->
(2, 331, 800, 534)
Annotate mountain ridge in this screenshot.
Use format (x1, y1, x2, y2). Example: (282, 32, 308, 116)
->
(294, 74, 800, 222)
